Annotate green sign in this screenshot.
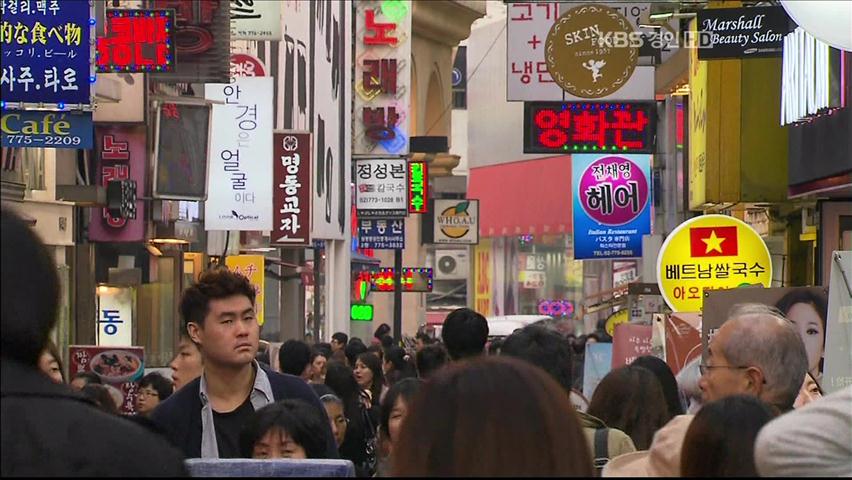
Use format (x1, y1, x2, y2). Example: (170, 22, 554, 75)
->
(351, 304, 375, 322)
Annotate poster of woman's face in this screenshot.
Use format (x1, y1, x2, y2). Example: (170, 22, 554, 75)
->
(703, 287, 829, 381)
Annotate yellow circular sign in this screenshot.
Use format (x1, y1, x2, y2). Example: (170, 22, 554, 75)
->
(605, 309, 629, 337)
(656, 215, 772, 312)
(545, 4, 638, 98)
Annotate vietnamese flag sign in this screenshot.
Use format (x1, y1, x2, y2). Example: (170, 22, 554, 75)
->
(689, 226, 739, 257)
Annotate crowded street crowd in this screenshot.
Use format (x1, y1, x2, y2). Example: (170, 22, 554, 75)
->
(2, 206, 851, 476)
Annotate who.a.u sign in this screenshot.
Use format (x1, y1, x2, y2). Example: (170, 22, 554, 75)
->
(1, 110, 93, 149)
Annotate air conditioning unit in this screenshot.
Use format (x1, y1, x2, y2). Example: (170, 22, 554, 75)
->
(435, 249, 469, 280)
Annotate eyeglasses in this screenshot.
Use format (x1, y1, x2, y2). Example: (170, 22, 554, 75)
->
(137, 389, 160, 398)
(699, 363, 750, 376)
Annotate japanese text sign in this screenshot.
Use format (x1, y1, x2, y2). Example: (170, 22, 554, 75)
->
(433, 199, 479, 245)
(369, 267, 433, 293)
(354, 0, 411, 155)
(355, 157, 408, 218)
(524, 102, 655, 154)
(230, 0, 281, 41)
(572, 154, 652, 259)
(89, 126, 147, 242)
(96, 285, 135, 347)
(408, 160, 427, 214)
(272, 132, 311, 246)
(1, 110, 92, 148)
(656, 215, 773, 312)
(69, 346, 144, 415)
(225, 255, 265, 326)
(1, 0, 94, 108)
(611, 323, 653, 368)
(205, 76, 274, 231)
(358, 218, 405, 250)
(97, 9, 175, 73)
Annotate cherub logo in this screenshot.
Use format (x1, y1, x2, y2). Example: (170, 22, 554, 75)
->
(583, 59, 606, 83)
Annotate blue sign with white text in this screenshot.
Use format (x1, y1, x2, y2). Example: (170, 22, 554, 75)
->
(1, 110, 93, 148)
(572, 154, 652, 259)
(1, 0, 93, 107)
(358, 219, 405, 250)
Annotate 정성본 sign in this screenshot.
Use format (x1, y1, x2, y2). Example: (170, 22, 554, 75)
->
(354, 0, 412, 155)
(656, 214, 773, 312)
(69, 346, 144, 415)
(545, 4, 639, 99)
(433, 199, 479, 245)
(358, 218, 405, 250)
(1, 110, 92, 149)
(355, 157, 408, 218)
(572, 154, 652, 259)
(272, 132, 311, 246)
(153, 102, 211, 200)
(97, 9, 176, 73)
(0, 0, 94, 108)
(524, 102, 655, 154)
(230, 0, 281, 41)
(697, 6, 792, 60)
(204, 77, 274, 231)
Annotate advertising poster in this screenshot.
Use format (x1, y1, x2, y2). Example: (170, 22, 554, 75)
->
(225, 255, 266, 327)
(657, 214, 773, 313)
(205, 76, 274, 231)
(572, 153, 652, 259)
(583, 342, 613, 400)
(69, 346, 145, 415)
(271, 131, 312, 246)
(611, 323, 653, 368)
(824, 251, 852, 394)
(703, 286, 830, 385)
(474, 239, 493, 316)
(89, 126, 146, 242)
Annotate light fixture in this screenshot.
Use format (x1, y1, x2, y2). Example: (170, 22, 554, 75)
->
(146, 243, 164, 257)
(150, 238, 189, 245)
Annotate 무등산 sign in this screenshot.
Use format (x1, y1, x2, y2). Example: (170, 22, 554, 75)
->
(657, 215, 773, 312)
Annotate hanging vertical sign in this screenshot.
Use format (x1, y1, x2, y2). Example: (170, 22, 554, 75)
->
(571, 153, 652, 259)
(230, 0, 281, 41)
(272, 131, 312, 246)
(204, 76, 274, 231)
(225, 255, 266, 326)
(96, 285, 135, 347)
(408, 160, 427, 214)
(354, 0, 412, 155)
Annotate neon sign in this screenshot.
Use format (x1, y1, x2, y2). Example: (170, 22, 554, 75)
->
(97, 9, 175, 73)
(408, 161, 428, 214)
(523, 102, 655, 154)
(537, 299, 575, 317)
(351, 304, 375, 322)
(367, 267, 433, 292)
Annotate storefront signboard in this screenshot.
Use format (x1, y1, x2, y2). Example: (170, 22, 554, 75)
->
(697, 6, 792, 60)
(225, 255, 265, 326)
(153, 102, 211, 200)
(355, 157, 408, 218)
(408, 160, 427, 214)
(97, 9, 176, 73)
(572, 153, 652, 259)
(230, 0, 281, 41)
(656, 215, 773, 313)
(433, 199, 479, 245)
(1, 110, 92, 148)
(350, 303, 375, 322)
(230, 53, 266, 77)
(358, 218, 405, 250)
(474, 239, 493, 316)
(204, 76, 274, 231)
(69, 345, 144, 414)
(271, 131, 311, 246)
(96, 285, 135, 347)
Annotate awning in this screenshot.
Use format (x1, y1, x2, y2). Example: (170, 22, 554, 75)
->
(467, 155, 572, 238)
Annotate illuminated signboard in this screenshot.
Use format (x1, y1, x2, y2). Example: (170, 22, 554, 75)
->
(351, 304, 375, 322)
(408, 161, 428, 214)
(523, 102, 656, 154)
(370, 268, 433, 293)
(537, 299, 575, 317)
(97, 9, 176, 73)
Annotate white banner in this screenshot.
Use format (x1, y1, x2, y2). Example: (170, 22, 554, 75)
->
(230, 0, 282, 41)
(204, 77, 274, 231)
(96, 286, 134, 347)
(355, 158, 408, 217)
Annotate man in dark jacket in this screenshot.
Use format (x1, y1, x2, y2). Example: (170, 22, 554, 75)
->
(0, 208, 187, 476)
(150, 268, 337, 459)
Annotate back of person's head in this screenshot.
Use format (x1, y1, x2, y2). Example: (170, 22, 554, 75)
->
(588, 365, 671, 449)
(383, 346, 416, 386)
(324, 361, 359, 405)
(721, 303, 809, 411)
(380, 378, 422, 442)
(278, 340, 312, 377)
(415, 344, 448, 379)
(238, 399, 328, 459)
(81, 384, 120, 415)
(681, 395, 775, 477)
(374, 323, 391, 340)
(344, 339, 368, 367)
(486, 337, 504, 355)
(392, 356, 593, 476)
(440, 308, 489, 360)
(179, 267, 256, 332)
(1, 209, 60, 366)
(631, 355, 684, 416)
(501, 325, 573, 393)
(139, 372, 174, 402)
(415, 331, 434, 346)
(331, 332, 348, 346)
(315, 342, 333, 359)
(380, 334, 395, 349)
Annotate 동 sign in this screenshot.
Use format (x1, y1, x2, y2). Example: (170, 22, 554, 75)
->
(572, 154, 652, 259)
(96, 285, 135, 347)
(272, 132, 311, 246)
(355, 157, 408, 218)
(205, 77, 274, 231)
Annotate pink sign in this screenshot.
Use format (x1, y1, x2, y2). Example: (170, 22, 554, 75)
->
(578, 156, 649, 226)
(230, 53, 267, 77)
(611, 323, 654, 368)
(89, 126, 147, 242)
(69, 345, 145, 415)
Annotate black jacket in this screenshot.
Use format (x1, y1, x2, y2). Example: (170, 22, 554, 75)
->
(0, 358, 187, 477)
(150, 363, 338, 459)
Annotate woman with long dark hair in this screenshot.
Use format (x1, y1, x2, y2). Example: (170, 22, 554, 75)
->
(354, 352, 384, 406)
(325, 361, 379, 477)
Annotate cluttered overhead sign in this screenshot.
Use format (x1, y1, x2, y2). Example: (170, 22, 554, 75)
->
(656, 215, 773, 312)
(696, 6, 792, 60)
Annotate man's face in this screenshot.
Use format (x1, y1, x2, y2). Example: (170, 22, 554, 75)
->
(330, 339, 343, 352)
(169, 336, 203, 390)
(187, 294, 259, 369)
(699, 322, 759, 403)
